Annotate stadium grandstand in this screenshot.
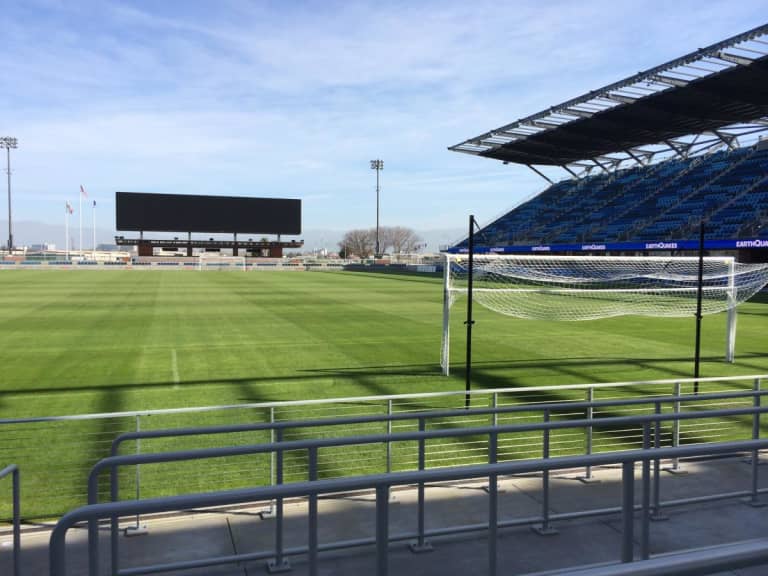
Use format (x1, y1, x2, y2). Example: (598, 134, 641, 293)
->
(448, 24, 768, 259)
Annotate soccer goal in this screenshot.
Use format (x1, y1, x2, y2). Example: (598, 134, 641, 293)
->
(441, 253, 768, 375)
(197, 254, 247, 271)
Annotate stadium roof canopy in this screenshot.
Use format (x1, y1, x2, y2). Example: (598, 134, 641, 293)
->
(450, 24, 768, 175)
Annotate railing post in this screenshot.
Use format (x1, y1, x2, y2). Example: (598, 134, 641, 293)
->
(621, 460, 635, 563)
(533, 409, 557, 535)
(486, 393, 499, 493)
(586, 388, 594, 478)
(386, 400, 395, 503)
(386, 400, 393, 474)
(376, 485, 390, 576)
(123, 415, 149, 538)
(87, 467, 100, 576)
(641, 424, 651, 559)
(133, 415, 142, 525)
(670, 381, 682, 472)
(111, 460, 119, 576)
(308, 446, 319, 576)
(749, 378, 764, 508)
(410, 417, 432, 552)
(270, 407, 276, 486)
(651, 402, 667, 521)
(267, 428, 290, 573)
(263, 407, 277, 518)
(488, 430, 498, 576)
(581, 387, 599, 483)
(12, 467, 20, 576)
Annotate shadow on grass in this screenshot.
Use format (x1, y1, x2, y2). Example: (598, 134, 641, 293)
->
(3, 350, 766, 404)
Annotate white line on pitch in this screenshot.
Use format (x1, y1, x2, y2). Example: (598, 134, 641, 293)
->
(171, 349, 180, 389)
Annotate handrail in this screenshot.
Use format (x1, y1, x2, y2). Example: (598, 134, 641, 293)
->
(95, 404, 768, 495)
(110, 388, 768, 457)
(534, 538, 768, 576)
(91, 401, 768, 576)
(2, 374, 765, 425)
(0, 464, 20, 576)
(52, 438, 768, 576)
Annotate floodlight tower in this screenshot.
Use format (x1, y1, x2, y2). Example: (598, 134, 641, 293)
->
(0, 137, 18, 254)
(370, 159, 383, 257)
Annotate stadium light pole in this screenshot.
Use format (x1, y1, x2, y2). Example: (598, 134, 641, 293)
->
(0, 137, 18, 254)
(370, 159, 383, 257)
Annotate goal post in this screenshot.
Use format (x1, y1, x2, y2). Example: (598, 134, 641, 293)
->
(441, 253, 768, 376)
(197, 254, 247, 271)
(726, 258, 737, 363)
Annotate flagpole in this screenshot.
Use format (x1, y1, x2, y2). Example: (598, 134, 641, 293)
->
(79, 191, 82, 257)
(92, 200, 96, 259)
(65, 203, 69, 261)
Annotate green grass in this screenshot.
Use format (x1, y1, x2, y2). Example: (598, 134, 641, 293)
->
(0, 269, 766, 518)
(2, 269, 766, 412)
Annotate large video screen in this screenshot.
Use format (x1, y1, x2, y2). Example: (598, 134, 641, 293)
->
(116, 192, 301, 235)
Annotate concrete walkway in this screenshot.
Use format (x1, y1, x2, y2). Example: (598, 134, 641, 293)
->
(3, 455, 768, 575)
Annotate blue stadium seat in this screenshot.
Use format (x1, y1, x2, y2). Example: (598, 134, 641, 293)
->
(456, 145, 768, 249)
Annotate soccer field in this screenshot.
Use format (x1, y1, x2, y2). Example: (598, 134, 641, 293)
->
(1, 268, 767, 518)
(0, 269, 767, 419)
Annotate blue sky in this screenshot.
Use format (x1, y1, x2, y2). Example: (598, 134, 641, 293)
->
(2, 0, 765, 248)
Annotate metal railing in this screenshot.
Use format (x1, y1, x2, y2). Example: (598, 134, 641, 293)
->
(110, 385, 765, 465)
(0, 464, 20, 576)
(105, 385, 764, 517)
(1, 374, 765, 519)
(50, 437, 768, 576)
(537, 537, 768, 575)
(89, 398, 768, 576)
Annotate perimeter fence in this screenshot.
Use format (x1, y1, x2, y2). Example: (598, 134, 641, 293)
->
(0, 374, 764, 520)
(0, 259, 442, 273)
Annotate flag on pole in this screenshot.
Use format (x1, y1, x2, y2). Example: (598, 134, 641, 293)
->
(93, 200, 96, 207)
(66, 201, 73, 214)
(80, 185, 88, 198)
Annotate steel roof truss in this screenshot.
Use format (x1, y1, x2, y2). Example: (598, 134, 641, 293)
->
(450, 24, 768, 162)
(717, 51, 756, 66)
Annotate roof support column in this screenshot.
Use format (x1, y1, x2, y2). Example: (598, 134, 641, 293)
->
(624, 149, 647, 167)
(592, 158, 611, 174)
(713, 130, 737, 150)
(526, 164, 554, 184)
(665, 140, 688, 159)
(561, 165, 581, 180)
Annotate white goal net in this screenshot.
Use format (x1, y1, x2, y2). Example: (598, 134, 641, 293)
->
(442, 254, 768, 374)
(197, 254, 247, 271)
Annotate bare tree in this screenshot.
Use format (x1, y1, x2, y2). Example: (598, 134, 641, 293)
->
(388, 226, 422, 253)
(339, 229, 375, 258)
(379, 226, 422, 253)
(341, 226, 422, 257)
